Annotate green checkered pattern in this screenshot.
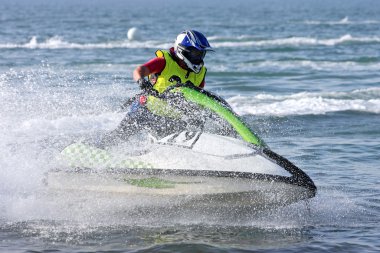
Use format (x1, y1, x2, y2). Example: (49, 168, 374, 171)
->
(61, 143, 154, 169)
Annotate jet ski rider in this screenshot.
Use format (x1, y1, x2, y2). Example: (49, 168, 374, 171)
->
(101, 30, 213, 145)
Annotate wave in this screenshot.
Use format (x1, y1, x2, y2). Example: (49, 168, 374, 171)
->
(0, 36, 171, 50)
(1, 34, 380, 50)
(211, 34, 380, 47)
(14, 89, 380, 135)
(227, 88, 380, 116)
(304, 17, 380, 25)
(233, 60, 380, 72)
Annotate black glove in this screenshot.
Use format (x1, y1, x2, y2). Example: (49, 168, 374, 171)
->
(137, 78, 153, 90)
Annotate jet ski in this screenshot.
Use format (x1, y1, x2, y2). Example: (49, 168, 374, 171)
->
(47, 84, 317, 212)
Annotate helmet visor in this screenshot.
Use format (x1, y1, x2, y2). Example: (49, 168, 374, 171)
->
(183, 46, 206, 65)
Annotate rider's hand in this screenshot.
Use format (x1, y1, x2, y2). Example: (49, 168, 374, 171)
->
(137, 78, 153, 90)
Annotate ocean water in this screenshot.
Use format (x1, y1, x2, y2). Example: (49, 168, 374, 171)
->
(1, 0, 380, 252)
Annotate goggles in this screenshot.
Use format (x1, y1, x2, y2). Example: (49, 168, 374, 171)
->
(183, 46, 206, 65)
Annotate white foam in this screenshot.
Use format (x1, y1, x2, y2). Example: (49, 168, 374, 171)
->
(227, 88, 380, 116)
(212, 34, 380, 47)
(1, 34, 380, 50)
(232, 60, 380, 72)
(305, 17, 380, 25)
(0, 35, 171, 49)
(16, 112, 123, 136)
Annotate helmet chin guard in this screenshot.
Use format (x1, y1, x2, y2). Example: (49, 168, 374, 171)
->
(174, 30, 213, 73)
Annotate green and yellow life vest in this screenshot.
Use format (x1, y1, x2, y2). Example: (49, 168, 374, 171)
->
(152, 50, 206, 93)
(146, 50, 207, 117)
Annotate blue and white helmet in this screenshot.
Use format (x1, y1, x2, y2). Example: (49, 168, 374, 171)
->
(174, 30, 213, 73)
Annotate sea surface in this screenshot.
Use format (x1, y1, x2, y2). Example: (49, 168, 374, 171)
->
(1, 0, 380, 252)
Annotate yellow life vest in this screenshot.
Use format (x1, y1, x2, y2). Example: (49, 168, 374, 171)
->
(146, 50, 207, 117)
(152, 50, 206, 93)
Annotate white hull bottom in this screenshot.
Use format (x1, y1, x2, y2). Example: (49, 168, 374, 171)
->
(46, 169, 314, 216)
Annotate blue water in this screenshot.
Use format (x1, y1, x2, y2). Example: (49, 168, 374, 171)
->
(1, 0, 380, 252)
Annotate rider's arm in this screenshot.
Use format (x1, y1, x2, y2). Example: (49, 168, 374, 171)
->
(133, 65, 150, 81)
(133, 57, 166, 81)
